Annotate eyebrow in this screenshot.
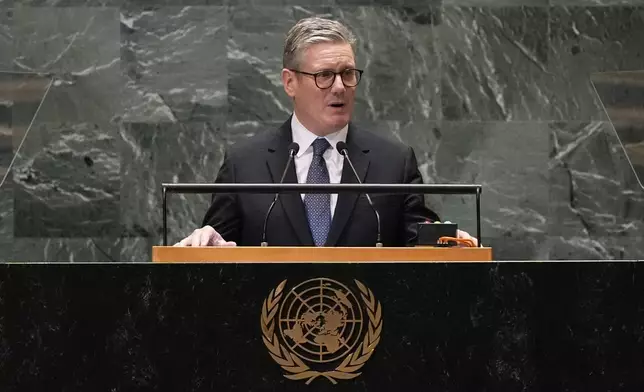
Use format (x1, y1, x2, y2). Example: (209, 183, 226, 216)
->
(314, 67, 356, 72)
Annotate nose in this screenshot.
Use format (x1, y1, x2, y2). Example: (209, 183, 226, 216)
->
(330, 73, 346, 93)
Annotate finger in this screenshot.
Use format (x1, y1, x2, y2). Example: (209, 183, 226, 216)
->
(199, 226, 219, 246)
(466, 236, 478, 247)
(188, 230, 201, 247)
(462, 231, 479, 246)
(210, 233, 227, 246)
(221, 241, 237, 247)
(456, 230, 478, 247)
(199, 229, 214, 246)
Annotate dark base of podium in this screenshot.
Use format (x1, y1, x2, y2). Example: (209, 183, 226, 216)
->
(1, 262, 643, 391)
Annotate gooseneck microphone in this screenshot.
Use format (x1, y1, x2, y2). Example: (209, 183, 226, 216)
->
(336, 141, 383, 247)
(261, 142, 300, 246)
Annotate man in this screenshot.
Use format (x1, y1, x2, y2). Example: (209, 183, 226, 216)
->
(177, 17, 476, 247)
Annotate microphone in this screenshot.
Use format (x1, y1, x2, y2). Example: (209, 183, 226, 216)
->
(336, 141, 383, 247)
(261, 142, 300, 246)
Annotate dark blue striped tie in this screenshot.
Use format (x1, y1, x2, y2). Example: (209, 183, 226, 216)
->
(305, 138, 331, 246)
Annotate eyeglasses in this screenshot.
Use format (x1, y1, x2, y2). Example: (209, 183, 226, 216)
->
(289, 68, 364, 89)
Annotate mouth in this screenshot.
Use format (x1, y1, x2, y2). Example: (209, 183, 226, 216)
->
(328, 102, 345, 109)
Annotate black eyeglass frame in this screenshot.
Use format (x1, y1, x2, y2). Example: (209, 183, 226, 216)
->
(288, 68, 364, 89)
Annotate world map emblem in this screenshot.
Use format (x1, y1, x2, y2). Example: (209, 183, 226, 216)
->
(261, 278, 383, 384)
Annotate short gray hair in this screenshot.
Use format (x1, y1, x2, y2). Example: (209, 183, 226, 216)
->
(283, 17, 357, 69)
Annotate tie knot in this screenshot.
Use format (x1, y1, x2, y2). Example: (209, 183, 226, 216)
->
(312, 138, 331, 157)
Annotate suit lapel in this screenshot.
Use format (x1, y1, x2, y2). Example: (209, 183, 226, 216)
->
(265, 119, 314, 246)
(325, 125, 370, 247)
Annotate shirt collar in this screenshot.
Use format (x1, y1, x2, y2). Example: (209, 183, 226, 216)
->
(291, 112, 348, 158)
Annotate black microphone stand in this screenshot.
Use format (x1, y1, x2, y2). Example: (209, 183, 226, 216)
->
(261, 143, 299, 246)
(336, 142, 383, 247)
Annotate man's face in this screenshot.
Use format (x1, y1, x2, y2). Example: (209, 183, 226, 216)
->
(282, 42, 357, 136)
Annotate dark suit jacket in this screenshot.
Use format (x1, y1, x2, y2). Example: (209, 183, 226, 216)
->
(202, 118, 440, 246)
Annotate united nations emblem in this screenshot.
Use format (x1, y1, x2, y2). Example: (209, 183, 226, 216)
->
(261, 278, 382, 384)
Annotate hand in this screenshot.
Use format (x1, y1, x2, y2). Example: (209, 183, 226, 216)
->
(174, 225, 237, 247)
(457, 229, 479, 247)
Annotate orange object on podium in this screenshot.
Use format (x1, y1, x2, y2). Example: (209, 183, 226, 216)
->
(152, 246, 493, 263)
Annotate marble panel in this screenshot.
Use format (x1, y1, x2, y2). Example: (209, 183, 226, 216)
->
(120, 6, 227, 122)
(438, 6, 550, 120)
(548, 6, 644, 120)
(548, 121, 644, 259)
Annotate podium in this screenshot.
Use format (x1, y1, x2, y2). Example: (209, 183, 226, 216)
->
(152, 246, 493, 262)
(7, 256, 644, 389)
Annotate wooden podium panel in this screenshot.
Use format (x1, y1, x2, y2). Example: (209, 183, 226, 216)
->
(152, 246, 492, 262)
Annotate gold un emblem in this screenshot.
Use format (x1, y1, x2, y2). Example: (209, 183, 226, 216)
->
(261, 278, 383, 384)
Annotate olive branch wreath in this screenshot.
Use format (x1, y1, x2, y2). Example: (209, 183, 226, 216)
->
(261, 279, 382, 385)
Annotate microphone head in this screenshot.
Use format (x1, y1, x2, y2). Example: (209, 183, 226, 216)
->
(288, 142, 300, 156)
(336, 141, 349, 154)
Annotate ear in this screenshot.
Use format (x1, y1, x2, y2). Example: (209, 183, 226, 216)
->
(282, 68, 297, 98)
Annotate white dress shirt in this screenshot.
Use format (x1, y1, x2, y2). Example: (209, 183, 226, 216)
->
(291, 113, 347, 218)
